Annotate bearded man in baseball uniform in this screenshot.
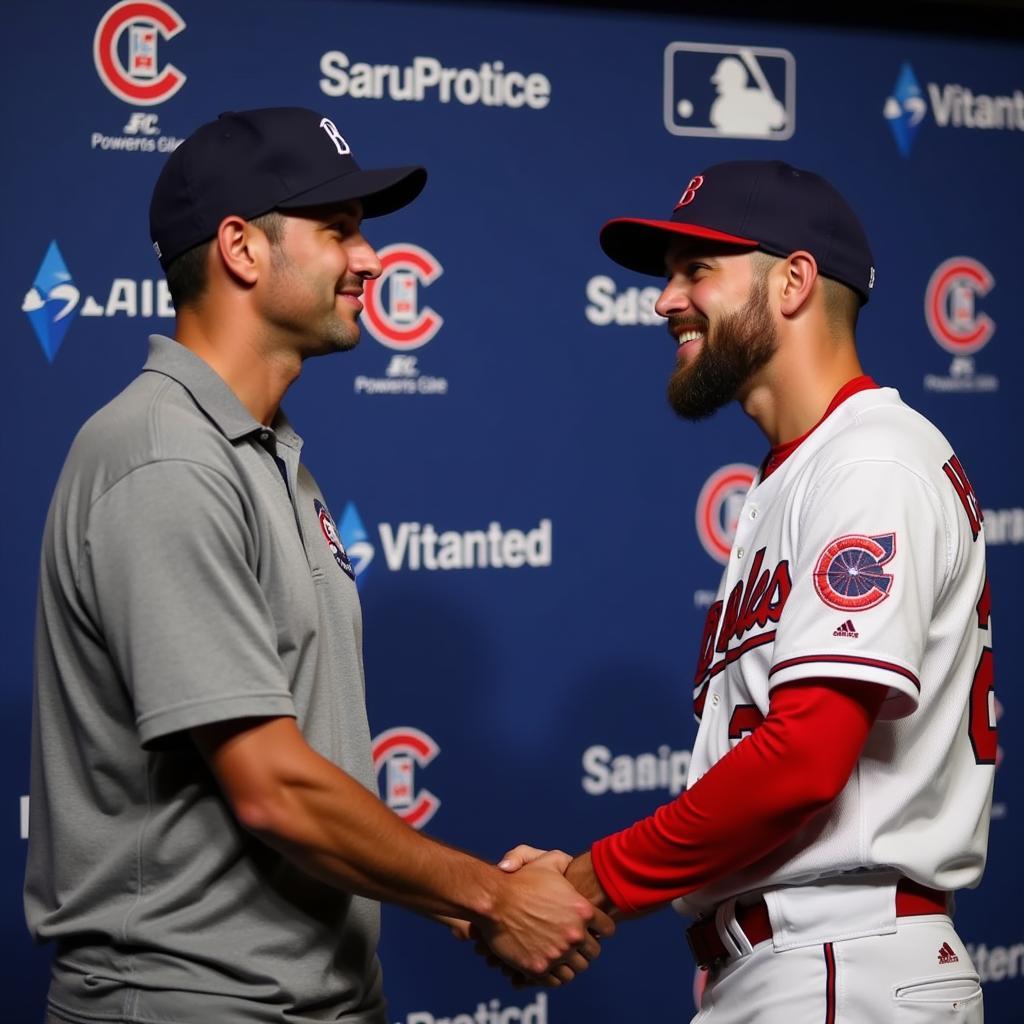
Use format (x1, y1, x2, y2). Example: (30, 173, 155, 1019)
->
(25, 107, 611, 1024)
(506, 161, 994, 1021)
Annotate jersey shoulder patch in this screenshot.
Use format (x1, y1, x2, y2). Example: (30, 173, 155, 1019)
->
(812, 532, 895, 611)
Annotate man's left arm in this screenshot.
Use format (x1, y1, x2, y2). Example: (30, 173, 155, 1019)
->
(506, 678, 886, 915)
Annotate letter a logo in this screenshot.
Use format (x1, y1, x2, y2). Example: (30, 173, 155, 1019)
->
(319, 117, 351, 156)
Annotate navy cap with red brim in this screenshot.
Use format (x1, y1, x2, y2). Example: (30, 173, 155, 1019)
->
(597, 161, 875, 304)
(600, 217, 759, 277)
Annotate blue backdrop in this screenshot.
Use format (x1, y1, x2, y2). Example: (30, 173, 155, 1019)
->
(3, 2, 1021, 1020)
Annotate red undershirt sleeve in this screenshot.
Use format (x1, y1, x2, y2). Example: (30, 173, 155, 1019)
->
(589, 680, 887, 914)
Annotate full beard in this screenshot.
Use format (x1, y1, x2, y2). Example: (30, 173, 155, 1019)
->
(666, 277, 778, 421)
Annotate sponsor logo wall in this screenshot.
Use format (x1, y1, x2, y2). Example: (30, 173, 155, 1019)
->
(884, 61, 1024, 156)
(664, 41, 796, 140)
(5, 5, 1021, 1024)
(355, 243, 451, 395)
(90, 1, 187, 151)
(23, 241, 174, 361)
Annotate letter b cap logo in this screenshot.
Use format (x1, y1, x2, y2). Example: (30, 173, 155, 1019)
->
(319, 117, 351, 155)
(675, 175, 705, 209)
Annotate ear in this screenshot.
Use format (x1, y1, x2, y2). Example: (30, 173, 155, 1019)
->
(778, 251, 818, 317)
(213, 215, 266, 287)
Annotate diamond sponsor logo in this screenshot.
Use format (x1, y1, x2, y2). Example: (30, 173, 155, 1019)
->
(922, 257, 998, 393)
(883, 62, 927, 156)
(335, 507, 553, 579)
(884, 61, 1024, 156)
(21, 241, 175, 361)
(337, 502, 375, 587)
(664, 42, 795, 140)
(22, 242, 79, 362)
(372, 726, 440, 830)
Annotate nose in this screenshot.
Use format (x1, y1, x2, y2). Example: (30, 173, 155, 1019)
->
(349, 236, 383, 281)
(655, 279, 691, 319)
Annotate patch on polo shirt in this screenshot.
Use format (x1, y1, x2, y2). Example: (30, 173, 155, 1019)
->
(314, 499, 355, 579)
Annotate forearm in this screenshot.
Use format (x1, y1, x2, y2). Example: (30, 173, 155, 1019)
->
(590, 680, 886, 913)
(196, 717, 500, 923)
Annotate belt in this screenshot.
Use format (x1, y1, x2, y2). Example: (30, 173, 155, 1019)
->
(686, 879, 949, 970)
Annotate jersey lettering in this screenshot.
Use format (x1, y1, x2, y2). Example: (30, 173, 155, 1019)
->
(694, 599, 724, 714)
(728, 704, 764, 739)
(976, 575, 991, 630)
(693, 550, 791, 719)
(968, 577, 996, 764)
(715, 548, 791, 655)
(943, 453, 983, 542)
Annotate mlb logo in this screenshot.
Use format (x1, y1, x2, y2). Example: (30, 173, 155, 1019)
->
(664, 42, 795, 140)
(129, 26, 158, 78)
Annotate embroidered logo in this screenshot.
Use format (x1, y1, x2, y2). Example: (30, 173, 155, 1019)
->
(675, 174, 705, 209)
(833, 619, 859, 638)
(938, 942, 960, 965)
(813, 533, 895, 611)
(314, 498, 355, 579)
(319, 116, 351, 155)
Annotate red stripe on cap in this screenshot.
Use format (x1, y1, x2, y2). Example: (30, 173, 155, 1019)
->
(601, 217, 759, 248)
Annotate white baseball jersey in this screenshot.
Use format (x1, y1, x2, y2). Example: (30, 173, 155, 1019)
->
(680, 386, 994, 918)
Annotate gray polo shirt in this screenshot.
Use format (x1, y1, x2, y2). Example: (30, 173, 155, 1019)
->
(26, 335, 384, 1024)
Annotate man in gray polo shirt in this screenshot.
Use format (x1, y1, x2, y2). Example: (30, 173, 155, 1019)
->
(26, 107, 612, 1024)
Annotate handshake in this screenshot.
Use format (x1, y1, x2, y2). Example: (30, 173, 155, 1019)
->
(444, 844, 616, 988)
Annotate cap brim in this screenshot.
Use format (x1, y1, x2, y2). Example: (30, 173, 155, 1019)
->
(278, 165, 427, 218)
(600, 217, 759, 276)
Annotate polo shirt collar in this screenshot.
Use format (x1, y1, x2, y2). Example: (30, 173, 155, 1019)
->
(143, 335, 302, 450)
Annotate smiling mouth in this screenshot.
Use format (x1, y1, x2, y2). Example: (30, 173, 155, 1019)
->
(337, 292, 363, 311)
(674, 328, 705, 347)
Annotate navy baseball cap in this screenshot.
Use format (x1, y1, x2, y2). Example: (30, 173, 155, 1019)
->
(600, 160, 875, 304)
(149, 107, 427, 268)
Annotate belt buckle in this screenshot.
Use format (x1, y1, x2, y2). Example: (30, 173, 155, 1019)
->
(686, 919, 725, 971)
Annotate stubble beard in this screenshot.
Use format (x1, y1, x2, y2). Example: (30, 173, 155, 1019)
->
(266, 246, 362, 357)
(666, 275, 778, 421)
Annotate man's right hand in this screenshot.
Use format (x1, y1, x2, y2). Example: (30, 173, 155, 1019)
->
(475, 850, 615, 978)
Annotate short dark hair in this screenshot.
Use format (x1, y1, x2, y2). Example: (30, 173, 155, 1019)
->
(750, 250, 858, 335)
(822, 276, 860, 335)
(164, 210, 286, 311)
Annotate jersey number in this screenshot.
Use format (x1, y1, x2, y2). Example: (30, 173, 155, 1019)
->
(968, 578, 997, 765)
(729, 704, 764, 740)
